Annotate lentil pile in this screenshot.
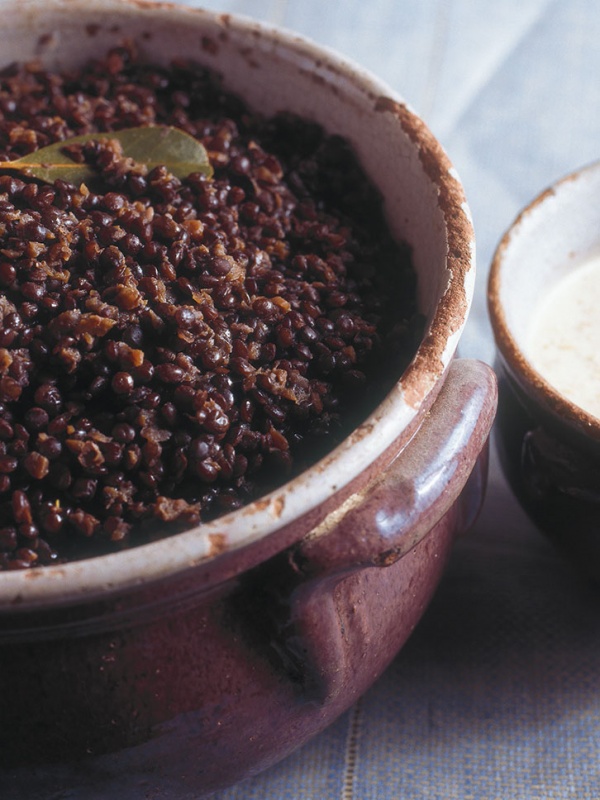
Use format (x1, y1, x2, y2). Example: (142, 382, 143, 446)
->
(0, 45, 421, 569)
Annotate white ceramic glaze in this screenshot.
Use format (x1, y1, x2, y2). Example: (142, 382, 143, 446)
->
(0, 0, 475, 608)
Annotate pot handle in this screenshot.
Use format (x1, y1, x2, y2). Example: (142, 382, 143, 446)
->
(281, 358, 497, 699)
(291, 358, 497, 577)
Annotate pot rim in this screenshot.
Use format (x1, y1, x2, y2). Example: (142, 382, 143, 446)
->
(488, 158, 600, 443)
(0, 0, 475, 608)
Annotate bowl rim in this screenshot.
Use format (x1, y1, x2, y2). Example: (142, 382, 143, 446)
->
(0, 0, 475, 608)
(488, 158, 600, 442)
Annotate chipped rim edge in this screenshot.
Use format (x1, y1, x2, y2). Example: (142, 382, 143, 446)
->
(488, 159, 600, 443)
(0, 0, 475, 608)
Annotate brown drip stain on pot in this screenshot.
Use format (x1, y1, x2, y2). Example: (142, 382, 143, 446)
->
(238, 46, 260, 69)
(272, 496, 285, 518)
(373, 94, 472, 410)
(209, 533, 227, 557)
(201, 35, 219, 55)
(36, 32, 57, 51)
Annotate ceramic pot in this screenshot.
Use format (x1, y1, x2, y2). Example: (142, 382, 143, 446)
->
(0, 2, 496, 797)
(489, 160, 600, 579)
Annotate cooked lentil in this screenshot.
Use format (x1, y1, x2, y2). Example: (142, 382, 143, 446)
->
(0, 44, 421, 568)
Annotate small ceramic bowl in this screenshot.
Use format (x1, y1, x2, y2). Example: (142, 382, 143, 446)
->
(489, 160, 600, 578)
(0, 1, 497, 797)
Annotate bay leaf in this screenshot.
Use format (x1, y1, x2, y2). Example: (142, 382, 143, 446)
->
(0, 125, 213, 185)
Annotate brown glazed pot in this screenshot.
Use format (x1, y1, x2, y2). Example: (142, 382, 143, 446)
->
(0, 2, 497, 797)
(489, 161, 600, 580)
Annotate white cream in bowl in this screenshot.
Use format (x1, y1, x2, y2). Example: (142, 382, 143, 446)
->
(527, 256, 600, 420)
